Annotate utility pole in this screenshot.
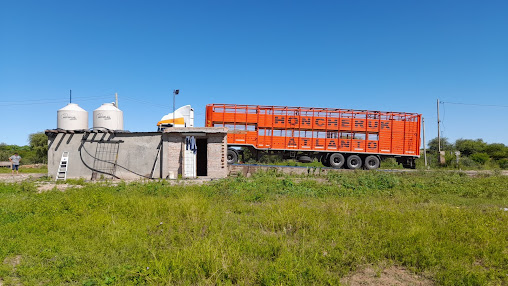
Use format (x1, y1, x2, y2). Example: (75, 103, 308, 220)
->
(115, 93, 118, 107)
(437, 99, 441, 153)
(423, 117, 427, 168)
(173, 89, 179, 126)
(69, 90, 72, 103)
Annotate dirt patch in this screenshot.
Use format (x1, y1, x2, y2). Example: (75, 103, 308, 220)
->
(36, 183, 83, 193)
(1, 255, 22, 286)
(341, 265, 434, 286)
(0, 173, 46, 183)
(19, 164, 45, 169)
(3, 256, 21, 269)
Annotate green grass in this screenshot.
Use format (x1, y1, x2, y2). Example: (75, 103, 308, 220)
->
(0, 171, 507, 285)
(0, 165, 48, 174)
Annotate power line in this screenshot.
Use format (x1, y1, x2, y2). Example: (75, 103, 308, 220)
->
(0, 95, 105, 104)
(440, 101, 508, 108)
(121, 96, 171, 110)
(0, 97, 106, 107)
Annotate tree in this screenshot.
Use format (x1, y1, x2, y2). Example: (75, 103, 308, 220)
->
(29, 132, 48, 163)
(484, 143, 508, 161)
(427, 137, 453, 152)
(454, 138, 487, 156)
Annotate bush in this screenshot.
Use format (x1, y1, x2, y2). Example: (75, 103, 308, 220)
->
(459, 157, 479, 168)
(470, 153, 490, 165)
(498, 158, 508, 169)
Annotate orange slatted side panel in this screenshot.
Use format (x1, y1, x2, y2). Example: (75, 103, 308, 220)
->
(339, 138, 352, 152)
(378, 120, 392, 153)
(205, 104, 421, 156)
(404, 119, 419, 155)
(391, 120, 405, 154)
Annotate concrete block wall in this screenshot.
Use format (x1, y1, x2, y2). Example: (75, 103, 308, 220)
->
(164, 135, 183, 179)
(48, 132, 164, 180)
(47, 128, 228, 180)
(207, 134, 228, 178)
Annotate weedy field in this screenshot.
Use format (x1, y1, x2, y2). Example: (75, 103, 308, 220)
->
(0, 171, 507, 285)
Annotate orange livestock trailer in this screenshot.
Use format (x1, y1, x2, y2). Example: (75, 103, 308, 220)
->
(206, 103, 421, 169)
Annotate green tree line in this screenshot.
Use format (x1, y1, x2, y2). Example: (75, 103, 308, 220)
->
(0, 132, 48, 164)
(427, 137, 508, 169)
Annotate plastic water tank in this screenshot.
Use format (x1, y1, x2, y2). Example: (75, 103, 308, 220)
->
(93, 103, 124, 131)
(57, 103, 88, 130)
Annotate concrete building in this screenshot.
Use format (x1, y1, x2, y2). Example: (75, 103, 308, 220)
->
(45, 128, 228, 180)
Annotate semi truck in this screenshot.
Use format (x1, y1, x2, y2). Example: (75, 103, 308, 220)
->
(205, 103, 421, 169)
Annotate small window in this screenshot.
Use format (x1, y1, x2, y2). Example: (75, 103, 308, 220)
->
(258, 128, 265, 136)
(327, 131, 338, 139)
(234, 124, 246, 130)
(367, 113, 379, 119)
(327, 111, 340, 118)
(368, 133, 379, 141)
(246, 125, 256, 131)
(340, 132, 352, 139)
(213, 123, 223, 127)
(353, 133, 366, 140)
(273, 129, 283, 137)
(342, 112, 354, 118)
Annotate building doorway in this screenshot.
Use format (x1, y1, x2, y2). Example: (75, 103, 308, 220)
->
(196, 138, 208, 176)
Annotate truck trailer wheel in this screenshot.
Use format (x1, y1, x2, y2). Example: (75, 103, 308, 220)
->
(227, 149, 238, 164)
(321, 153, 331, 167)
(346, 155, 362, 170)
(328, 153, 345, 169)
(298, 155, 312, 163)
(364, 155, 380, 170)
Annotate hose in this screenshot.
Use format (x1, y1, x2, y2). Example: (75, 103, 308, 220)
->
(79, 132, 156, 180)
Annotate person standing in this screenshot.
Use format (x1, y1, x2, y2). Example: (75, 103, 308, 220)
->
(9, 152, 21, 175)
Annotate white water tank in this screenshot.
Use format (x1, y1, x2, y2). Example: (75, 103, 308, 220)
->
(57, 103, 88, 130)
(93, 103, 124, 131)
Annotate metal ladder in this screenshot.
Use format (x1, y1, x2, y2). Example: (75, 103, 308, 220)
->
(56, 151, 69, 181)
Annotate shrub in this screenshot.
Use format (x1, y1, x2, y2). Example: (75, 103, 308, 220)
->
(498, 158, 508, 169)
(470, 153, 490, 165)
(459, 157, 479, 168)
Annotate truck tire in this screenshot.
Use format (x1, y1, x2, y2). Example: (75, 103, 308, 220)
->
(321, 153, 331, 167)
(346, 155, 362, 170)
(364, 155, 380, 170)
(227, 149, 238, 164)
(298, 155, 312, 163)
(328, 153, 345, 169)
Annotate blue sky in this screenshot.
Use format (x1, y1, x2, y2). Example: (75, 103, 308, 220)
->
(1, 0, 507, 146)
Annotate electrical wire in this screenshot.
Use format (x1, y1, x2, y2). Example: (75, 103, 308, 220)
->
(0, 95, 105, 103)
(79, 132, 157, 179)
(79, 141, 121, 180)
(440, 101, 508, 108)
(441, 101, 446, 132)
